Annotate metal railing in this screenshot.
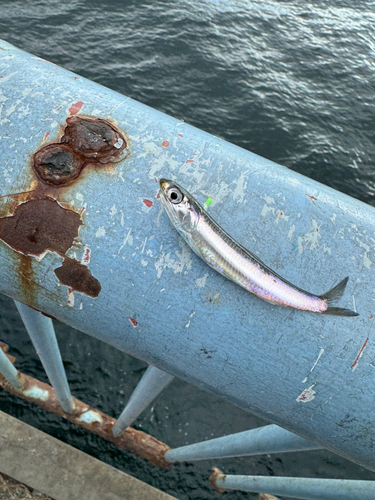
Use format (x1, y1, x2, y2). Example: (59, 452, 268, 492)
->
(0, 39, 374, 498)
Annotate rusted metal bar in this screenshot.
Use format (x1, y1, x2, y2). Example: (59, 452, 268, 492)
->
(0, 344, 170, 467)
(113, 366, 174, 437)
(209, 468, 375, 499)
(14, 301, 74, 413)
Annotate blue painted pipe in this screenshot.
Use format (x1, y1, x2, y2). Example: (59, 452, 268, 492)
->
(113, 366, 174, 437)
(0, 347, 22, 390)
(165, 424, 321, 462)
(14, 301, 74, 413)
(212, 473, 375, 500)
(0, 40, 374, 471)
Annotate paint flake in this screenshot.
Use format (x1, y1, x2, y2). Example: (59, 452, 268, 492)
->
(296, 385, 316, 403)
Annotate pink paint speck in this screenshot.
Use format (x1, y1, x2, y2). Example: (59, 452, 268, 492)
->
(82, 248, 91, 265)
(178, 133, 183, 137)
(154, 178, 158, 183)
(156, 193, 160, 199)
(68, 101, 84, 115)
(186, 159, 194, 163)
(370, 315, 373, 319)
(73, 77, 79, 80)
(56, 106, 62, 111)
(351, 337, 369, 371)
(43, 131, 50, 141)
(307, 195, 317, 201)
(129, 317, 138, 327)
(161, 140, 169, 147)
(143, 199, 153, 208)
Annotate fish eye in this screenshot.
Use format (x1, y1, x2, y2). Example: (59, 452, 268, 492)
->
(168, 187, 183, 204)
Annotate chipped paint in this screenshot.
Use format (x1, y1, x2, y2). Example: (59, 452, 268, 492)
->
(96, 226, 106, 238)
(129, 317, 138, 327)
(196, 273, 209, 288)
(68, 101, 84, 115)
(77, 410, 103, 424)
(297, 219, 321, 254)
(23, 386, 49, 401)
(67, 288, 75, 307)
(154, 238, 192, 279)
(302, 348, 324, 383)
(356, 238, 372, 269)
(288, 225, 295, 239)
(82, 247, 91, 265)
(296, 385, 316, 403)
(351, 337, 369, 372)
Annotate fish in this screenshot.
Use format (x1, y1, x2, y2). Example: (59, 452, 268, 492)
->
(159, 178, 358, 316)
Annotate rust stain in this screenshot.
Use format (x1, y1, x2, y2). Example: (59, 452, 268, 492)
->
(54, 258, 101, 298)
(142, 199, 153, 208)
(33, 116, 127, 187)
(18, 253, 35, 305)
(0, 115, 129, 303)
(209, 468, 226, 493)
(61, 116, 127, 163)
(161, 140, 169, 147)
(0, 198, 82, 256)
(68, 101, 84, 115)
(33, 144, 84, 187)
(306, 194, 317, 201)
(129, 317, 138, 327)
(185, 159, 194, 163)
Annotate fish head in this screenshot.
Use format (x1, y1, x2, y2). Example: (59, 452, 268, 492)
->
(159, 178, 200, 235)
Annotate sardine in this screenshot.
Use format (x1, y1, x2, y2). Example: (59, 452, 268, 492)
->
(159, 178, 358, 316)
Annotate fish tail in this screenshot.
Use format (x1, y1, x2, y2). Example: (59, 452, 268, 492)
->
(319, 277, 359, 316)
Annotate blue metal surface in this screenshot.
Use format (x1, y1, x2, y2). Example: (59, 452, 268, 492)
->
(165, 424, 321, 462)
(212, 473, 375, 500)
(14, 301, 74, 413)
(113, 366, 174, 437)
(0, 40, 374, 470)
(0, 347, 22, 390)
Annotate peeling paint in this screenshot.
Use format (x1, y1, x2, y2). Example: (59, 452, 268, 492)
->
(196, 273, 209, 288)
(77, 410, 102, 424)
(296, 385, 316, 403)
(23, 386, 49, 401)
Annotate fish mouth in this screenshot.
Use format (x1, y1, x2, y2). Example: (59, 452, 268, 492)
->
(159, 178, 170, 191)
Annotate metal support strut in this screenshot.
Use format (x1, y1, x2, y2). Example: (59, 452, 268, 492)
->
(15, 301, 74, 413)
(0, 345, 22, 389)
(210, 469, 375, 500)
(113, 366, 174, 437)
(165, 424, 322, 463)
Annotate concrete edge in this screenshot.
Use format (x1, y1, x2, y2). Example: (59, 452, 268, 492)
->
(0, 410, 178, 500)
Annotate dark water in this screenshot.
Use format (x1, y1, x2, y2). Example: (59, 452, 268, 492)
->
(1, 1, 375, 499)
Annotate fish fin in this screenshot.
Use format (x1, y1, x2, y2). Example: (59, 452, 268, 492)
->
(321, 307, 359, 317)
(319, 277, 359, 316)
(319, 276, 349, 304)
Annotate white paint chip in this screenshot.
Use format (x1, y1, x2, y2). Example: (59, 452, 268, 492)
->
(24, 387, 49, 401)
(78, 410, 103, 424)
(96, 227, 106, 238)
(296, 385, 316, 403)
(195, 273, 209, 288)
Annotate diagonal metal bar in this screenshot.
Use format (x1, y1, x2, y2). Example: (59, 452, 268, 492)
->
(0, 345, 22, 389)
(113, 366, 174, 437)
(165, 424, 322, 463)
(15, 301, 74, 413)
(210, 468, 375, 500)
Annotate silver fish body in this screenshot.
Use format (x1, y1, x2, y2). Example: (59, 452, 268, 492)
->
(159, 178, 358, 316)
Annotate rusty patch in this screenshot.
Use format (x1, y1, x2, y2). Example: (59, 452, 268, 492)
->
(61, 116, 126, 163)
(54, 258, 101, 298)
(209, 467, 226, 493)
(33, 144, 84, 187)
(33, 116, 127, 187)
(0, 198, 81, 256)
(129, 317, 138, 327)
